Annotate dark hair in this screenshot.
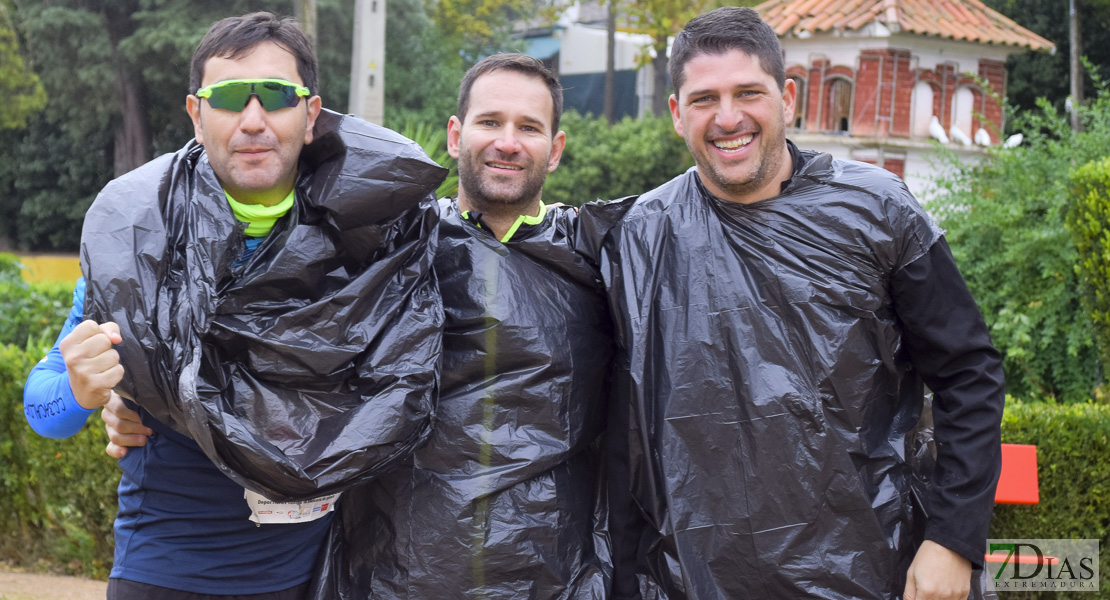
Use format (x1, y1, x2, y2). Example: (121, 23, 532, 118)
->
(190, 12, 318, 95)
(457, 53, 564, 133)
(669, 7, 785, 99)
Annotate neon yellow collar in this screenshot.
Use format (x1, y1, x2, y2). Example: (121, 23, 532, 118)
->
(225, 189, 295, 237)
(498, 202, 547, 243)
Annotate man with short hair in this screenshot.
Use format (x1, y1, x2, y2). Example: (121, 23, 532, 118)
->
(24, 12, 443, 599)
(100, 53, 614, 599)
(311, 52, 614, 599)
(587, 7, 1005, 600)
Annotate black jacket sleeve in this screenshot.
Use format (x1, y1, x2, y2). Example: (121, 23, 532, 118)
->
(890, 237, 1005, 567)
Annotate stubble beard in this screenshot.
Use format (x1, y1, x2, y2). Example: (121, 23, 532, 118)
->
(457, 146, 548, 215)
(694, 120, 787, 202)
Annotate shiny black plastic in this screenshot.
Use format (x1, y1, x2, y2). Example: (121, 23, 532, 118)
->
(80, 109, 446, 500)
(578, 155, 998, 599)
(311, 200, 614, 599)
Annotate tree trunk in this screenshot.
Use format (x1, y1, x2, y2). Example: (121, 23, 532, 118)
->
(104, 8, 150, 177)
(651, 32, 668, 117)
(113, 69, 150, 177)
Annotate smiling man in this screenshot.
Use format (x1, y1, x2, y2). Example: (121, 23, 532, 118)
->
(448, 61, 566, 238)
(588, 7, 1007, 600)
(23, 12, 443, 600)
(307, 53, 613, 599)
(100, 53, 613, 600)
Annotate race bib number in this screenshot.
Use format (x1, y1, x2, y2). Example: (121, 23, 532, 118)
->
(244, 489, 340, 525)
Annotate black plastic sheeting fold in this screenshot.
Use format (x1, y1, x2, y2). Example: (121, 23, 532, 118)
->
(577, 155, 994, 599)
(80, 109, 447, 501)
(312, 200, 614, 599)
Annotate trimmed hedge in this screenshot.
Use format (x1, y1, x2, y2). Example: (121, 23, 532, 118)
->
(990, 398, 1110, 598)
(0, 254, 117, 577)
(1069, 156, 1110, 381)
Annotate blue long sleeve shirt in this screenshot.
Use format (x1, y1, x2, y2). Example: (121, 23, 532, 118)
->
(21, 235, 329, 595)
(23, 277, 94, 438)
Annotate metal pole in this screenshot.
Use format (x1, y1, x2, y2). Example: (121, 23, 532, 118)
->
(603, 0, 616, 123)
(1070, 0, 1082, 132)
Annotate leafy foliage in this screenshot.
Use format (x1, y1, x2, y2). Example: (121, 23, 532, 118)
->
(383, 0, 463, 127)
(0, 20, 46, 131)
(0, 255, 71, 348)
(989, 398, 1110, 599)
(0, 0, 359, 252)
(431, 0, 561, 63)
(0, 256, 116, 577)
(928, 89, 1110, 403)
(399, 118, 458, 199)
(979, 0, 1110, 116)
(0, 116, 113, 252)
(543, 110, 693, 206)
(1068, 156, 1110, 380)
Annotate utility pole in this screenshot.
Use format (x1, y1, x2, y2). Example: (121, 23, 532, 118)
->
(603, 0, 617, 124)
(1069, 0, 1082, 132)
(349, 0, 386, 124)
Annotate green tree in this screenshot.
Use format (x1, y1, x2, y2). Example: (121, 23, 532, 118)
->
(620, 0, 761, 116)
(0, 0, 357, 252)
(0, 17, 46, 131)
(543, 110, 693, 206)
(929, 88, 1110, 402)
(980, 0, 1110, 116)
(432, 0, 563, 62)
(383, 0, 463, 126)
(1067, 135, 1110, 382)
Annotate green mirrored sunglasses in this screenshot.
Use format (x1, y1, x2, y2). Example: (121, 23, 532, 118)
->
(195, 79, 310, 112)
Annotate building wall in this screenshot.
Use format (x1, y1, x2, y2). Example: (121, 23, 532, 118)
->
(780, 32, 1017, 182)
(556, 25, 650, 75)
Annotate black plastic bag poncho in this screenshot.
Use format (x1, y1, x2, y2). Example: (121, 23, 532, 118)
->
(578, 153, 998, 599)
(312, 200, 613, 599)
(80, 109, 446, 500)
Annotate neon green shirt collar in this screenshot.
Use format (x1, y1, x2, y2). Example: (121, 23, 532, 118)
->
(498, 202, 547, 242)
(225, 189, 295, 237)
(459, 202, 547, 243)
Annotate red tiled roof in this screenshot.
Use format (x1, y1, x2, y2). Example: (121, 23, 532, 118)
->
(756, 0, 1054, 51)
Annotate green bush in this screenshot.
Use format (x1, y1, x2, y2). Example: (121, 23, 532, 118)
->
(1069, 157, 1110, 381)
(990, 398, 1110, 598)
(0, 253, 71, 347)
(544, 110, 694, 206)
(930, 88, 1110, 403)
(0, 255, 117, 577)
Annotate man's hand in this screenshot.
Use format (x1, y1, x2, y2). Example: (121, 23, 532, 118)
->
(101, 392, 151, 459)
(904, 540, 972, 600)
(60, 320, 124, 410)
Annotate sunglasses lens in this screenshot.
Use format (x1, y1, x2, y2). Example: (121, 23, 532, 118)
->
(205, 83, 254, 111)
(258, 81, 302, 110)
(202, 81, 303, 111)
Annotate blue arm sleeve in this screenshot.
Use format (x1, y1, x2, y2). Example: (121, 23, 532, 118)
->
(23, 278, 96, 439)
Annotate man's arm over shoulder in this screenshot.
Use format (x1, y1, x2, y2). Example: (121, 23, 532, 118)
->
(891, 238, 1005, 561)
(24, 278, 95, 438)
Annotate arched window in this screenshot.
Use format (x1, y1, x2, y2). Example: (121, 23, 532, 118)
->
(951, 86, 975, 138)
(788, 75, 806, 130)
(823, 77, 852, 133)
(911, 81, 936, 138)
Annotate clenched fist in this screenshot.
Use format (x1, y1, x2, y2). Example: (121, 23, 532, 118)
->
(60, 320, 124, 409)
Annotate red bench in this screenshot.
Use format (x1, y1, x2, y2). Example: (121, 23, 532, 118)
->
(984, 443, 1055, 564)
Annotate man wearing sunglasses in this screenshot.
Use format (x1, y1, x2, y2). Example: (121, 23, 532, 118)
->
(98, 54, 616, 599)
(24, 12, 443, 600)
